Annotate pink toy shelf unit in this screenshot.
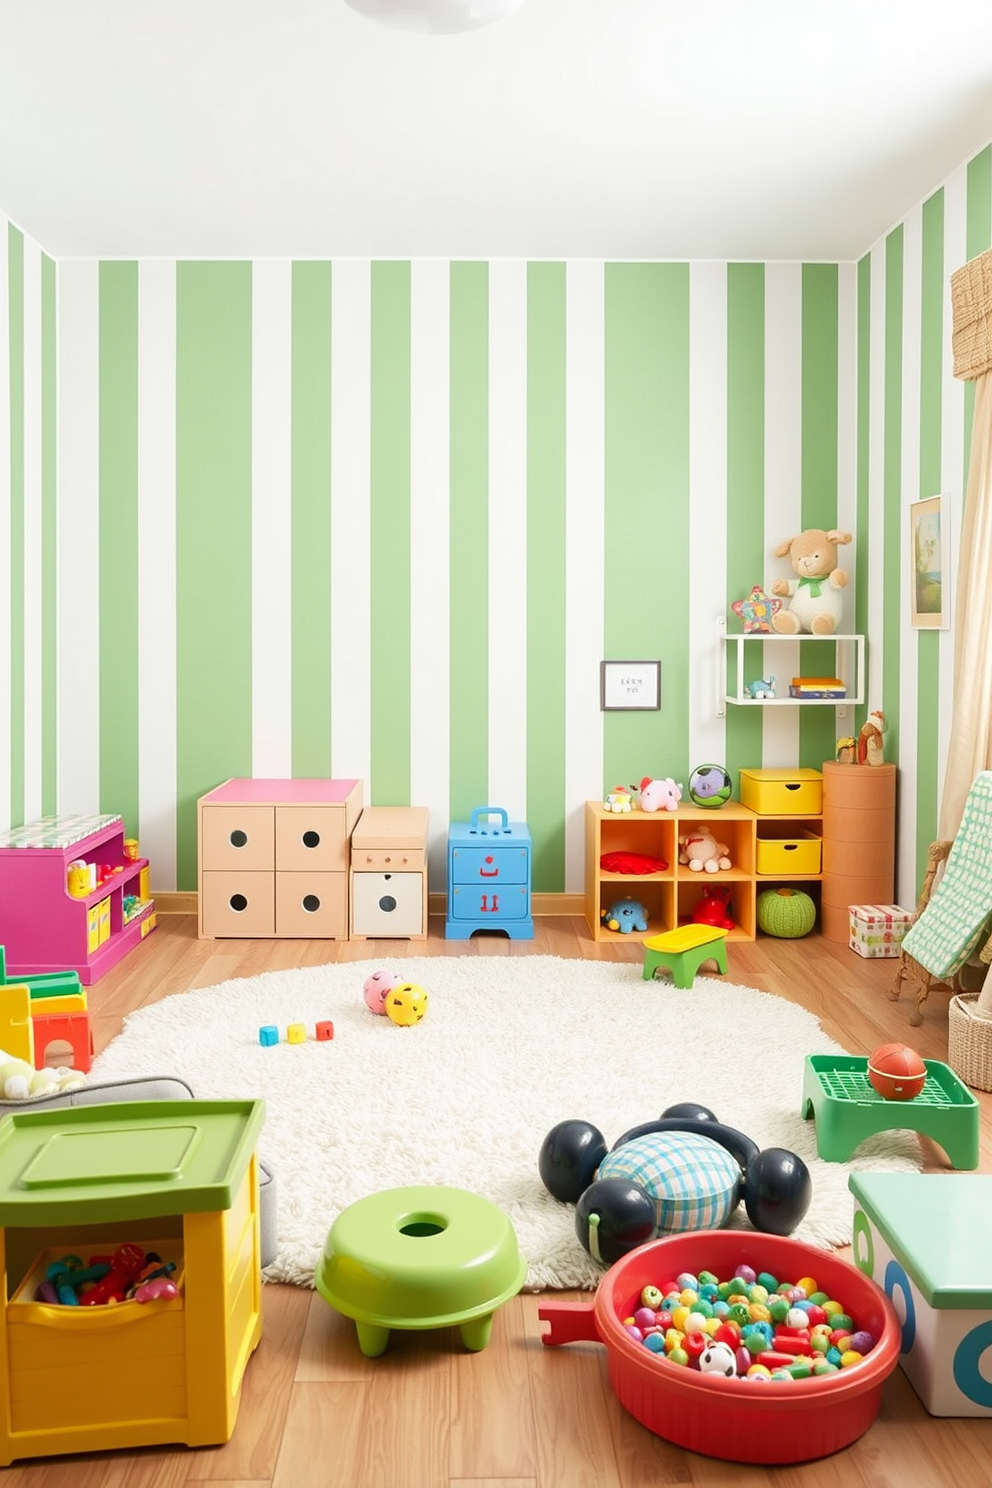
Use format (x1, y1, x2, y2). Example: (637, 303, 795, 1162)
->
(0, 815, 156, 987)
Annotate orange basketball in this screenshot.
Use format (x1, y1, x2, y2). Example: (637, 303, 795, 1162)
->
(867, 1042, 927, 1101)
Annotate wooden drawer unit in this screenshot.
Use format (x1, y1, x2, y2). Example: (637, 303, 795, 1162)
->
(275, 807, 352, 872)
(350, 807, 429, 941)
(275, 872, 348, 938)
(200, 872, 275, 937)
(198, 779, 362, 939)
(198, 806, 274, 871)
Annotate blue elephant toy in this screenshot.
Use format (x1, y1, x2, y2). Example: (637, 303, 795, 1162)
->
(600, 898, 649, 934)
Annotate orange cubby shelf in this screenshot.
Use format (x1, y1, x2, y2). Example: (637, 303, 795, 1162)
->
(585, 801, 762, 944)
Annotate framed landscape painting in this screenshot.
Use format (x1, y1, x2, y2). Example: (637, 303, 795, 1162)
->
(909, 495, 948, 630)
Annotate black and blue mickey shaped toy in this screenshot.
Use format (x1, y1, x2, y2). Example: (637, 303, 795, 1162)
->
(539, 1103, 813, 1267)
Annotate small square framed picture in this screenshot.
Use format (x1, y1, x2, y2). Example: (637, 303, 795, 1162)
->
(600, 660, 661, 711)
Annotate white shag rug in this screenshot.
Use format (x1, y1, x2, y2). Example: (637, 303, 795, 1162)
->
(90, 956, 923, 1290)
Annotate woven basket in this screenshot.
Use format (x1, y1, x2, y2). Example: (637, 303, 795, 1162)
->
(948, 993, 992, 1092)
(951, 248, 992, 380)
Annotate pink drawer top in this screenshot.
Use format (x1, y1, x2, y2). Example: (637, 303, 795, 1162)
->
(201, 778, 360, 805)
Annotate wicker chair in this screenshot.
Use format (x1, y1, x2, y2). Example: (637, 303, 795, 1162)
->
(888, 839, 991, 1026)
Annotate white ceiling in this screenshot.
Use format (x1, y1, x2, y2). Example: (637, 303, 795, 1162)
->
(2, 0, 992, 262)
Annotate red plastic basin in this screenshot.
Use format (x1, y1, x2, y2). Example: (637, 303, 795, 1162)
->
(539, 1231, 901, 1465)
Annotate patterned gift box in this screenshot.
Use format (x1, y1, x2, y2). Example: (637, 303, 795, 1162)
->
(849, 903, 913, 958)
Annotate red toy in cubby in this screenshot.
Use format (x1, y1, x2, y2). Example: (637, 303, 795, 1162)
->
(690, 885, 735, 931)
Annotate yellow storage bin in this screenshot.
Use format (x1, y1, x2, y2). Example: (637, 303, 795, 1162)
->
(85, 897, 110, 953)
(0, 1099, 264, 1466)
(740, 768, 823, 815)
(756, 829, 822, 875)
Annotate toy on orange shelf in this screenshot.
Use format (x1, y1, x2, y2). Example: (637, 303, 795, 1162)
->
(770, 528, 852, 635)
(604, 786, 634, 813)
(857, 710, 886, 766)
(836, 735, 856, 764)
(687, 763, 732, 808)
(363, 968, 405, 1015)
(385, 983, 428, 1026)
(678, 828, 732, 874)
(601, 899, 649, 934)
(690, 884, 734, 931)
(599, 850, 667, 875)
(636, 777, 682, 813)
(867, 1043, 927, 1101)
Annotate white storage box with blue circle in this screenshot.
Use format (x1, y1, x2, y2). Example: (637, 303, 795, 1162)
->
(850, 1171, 992, 1416)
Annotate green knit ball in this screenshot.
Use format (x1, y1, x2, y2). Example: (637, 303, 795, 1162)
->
(757, 887, 817, 938)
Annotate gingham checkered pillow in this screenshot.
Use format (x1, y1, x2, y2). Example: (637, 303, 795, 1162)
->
(597, 1130, 741, 1233)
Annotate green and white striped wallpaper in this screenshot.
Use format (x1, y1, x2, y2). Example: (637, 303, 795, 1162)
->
(1, 222, 58, 838)
(3, 140, 991, 901)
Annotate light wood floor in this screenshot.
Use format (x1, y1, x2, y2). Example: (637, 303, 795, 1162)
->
(7, 914, 992, 1488)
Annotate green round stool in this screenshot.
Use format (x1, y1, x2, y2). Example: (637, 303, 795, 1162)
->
(314, 1185, 527, 1357)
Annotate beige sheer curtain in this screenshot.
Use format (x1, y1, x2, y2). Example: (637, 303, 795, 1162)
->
(938, 249, 992, 840)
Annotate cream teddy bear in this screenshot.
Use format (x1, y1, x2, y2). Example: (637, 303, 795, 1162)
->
(678, 829, 732, 873)
(770, 528, 852, 635)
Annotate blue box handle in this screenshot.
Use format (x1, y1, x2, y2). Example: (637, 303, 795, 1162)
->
(469, 806, 509, 834)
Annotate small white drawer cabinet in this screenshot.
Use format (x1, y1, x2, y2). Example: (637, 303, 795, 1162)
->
(350, 806, 429, 940)
(198, 779, 363, 939)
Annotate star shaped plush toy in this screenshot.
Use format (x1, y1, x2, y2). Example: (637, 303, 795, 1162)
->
(731, 585, 782, 633)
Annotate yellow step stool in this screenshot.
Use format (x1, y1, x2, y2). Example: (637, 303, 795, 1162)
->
(642, 925, 729, 989)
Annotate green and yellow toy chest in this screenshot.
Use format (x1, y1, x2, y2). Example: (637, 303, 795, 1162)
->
(0, 1098, 265, 1465)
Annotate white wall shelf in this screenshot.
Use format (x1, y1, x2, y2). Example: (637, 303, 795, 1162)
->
(716, 617, 865, 717)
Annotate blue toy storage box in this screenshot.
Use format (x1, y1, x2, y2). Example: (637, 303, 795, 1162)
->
(445, 806, 533, 940)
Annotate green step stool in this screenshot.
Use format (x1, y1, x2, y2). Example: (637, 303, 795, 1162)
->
(315, 1185, 527, 1357)
(641, 925, 729, 989)
(801, 1054, 979, 1168)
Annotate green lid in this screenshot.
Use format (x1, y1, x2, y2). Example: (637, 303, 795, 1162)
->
(850, 1172, 992, 1309)
(0, 1100, 265, 1225)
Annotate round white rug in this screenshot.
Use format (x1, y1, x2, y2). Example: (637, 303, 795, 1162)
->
(91, 955, 923, 1289)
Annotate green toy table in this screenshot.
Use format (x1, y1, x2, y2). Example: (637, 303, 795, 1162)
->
(801, 1055, 979, 1168)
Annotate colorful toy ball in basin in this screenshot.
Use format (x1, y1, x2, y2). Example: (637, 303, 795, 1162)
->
(537, 1232, 902, 1465)
(385, 982, 428, 1026)
(867, 1042, 927, 1100)
(363, 968, 405, 1015)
